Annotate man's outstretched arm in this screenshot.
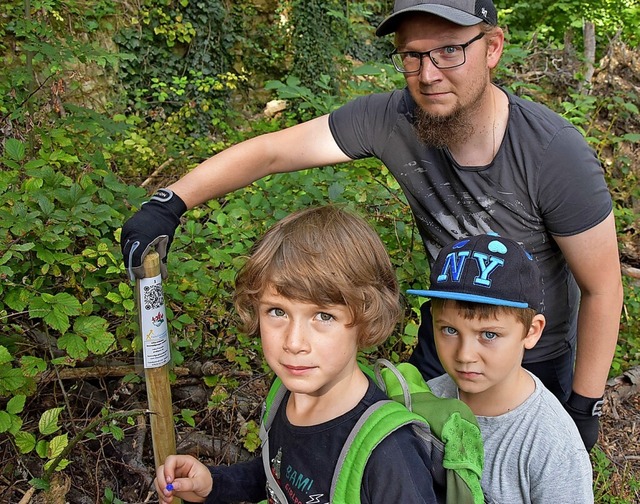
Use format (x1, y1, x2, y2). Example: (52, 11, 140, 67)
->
(121, 114, 352, 278)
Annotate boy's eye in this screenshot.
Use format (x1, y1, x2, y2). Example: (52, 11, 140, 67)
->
(268, 308, 286, 317)
(442, 326, 457, 335)
(482, 331, 498, 341)
(316, 312, 334, 322)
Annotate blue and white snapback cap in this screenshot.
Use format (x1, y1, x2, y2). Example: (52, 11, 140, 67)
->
(407, 234, 542, 310)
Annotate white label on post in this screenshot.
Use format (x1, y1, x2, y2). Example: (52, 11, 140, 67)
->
(139, 274, 171, 369)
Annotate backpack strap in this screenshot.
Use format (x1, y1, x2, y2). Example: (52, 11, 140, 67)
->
(374, 358, 413, 408)
(330, 398, 428, 503)
(375, 359, 484, 504)
(260, 377, 289, 504)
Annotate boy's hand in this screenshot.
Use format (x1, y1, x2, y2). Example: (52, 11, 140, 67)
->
(121, 189, 186, 280)
(564, 391, 604, 451)
(155, 454, 213, 503)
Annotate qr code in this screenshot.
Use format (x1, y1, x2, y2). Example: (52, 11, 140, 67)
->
(143, 284, 164, 310)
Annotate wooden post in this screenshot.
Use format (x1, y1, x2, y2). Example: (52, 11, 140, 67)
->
(136, 251, 180, 502)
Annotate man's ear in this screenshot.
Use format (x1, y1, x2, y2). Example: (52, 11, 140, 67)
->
(523, 314, 546, 350)
(486, 27, 504, 70)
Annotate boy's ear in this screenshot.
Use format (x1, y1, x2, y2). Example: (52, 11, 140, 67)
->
(523, 314, 546, 350)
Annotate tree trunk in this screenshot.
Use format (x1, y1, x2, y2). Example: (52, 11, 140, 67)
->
(580, 20, 596, 93)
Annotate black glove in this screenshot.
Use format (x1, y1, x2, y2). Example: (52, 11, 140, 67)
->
(121, 188, 186, 280)
(564, 391, 604, 452)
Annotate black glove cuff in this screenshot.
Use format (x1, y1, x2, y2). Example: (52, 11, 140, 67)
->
(147, 188, 187, 217)
(566, 391, 604, 417)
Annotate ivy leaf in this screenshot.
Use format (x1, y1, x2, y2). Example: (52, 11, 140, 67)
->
(39, 407, 64, 436)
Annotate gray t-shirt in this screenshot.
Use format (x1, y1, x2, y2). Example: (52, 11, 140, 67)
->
(328, 87, 612, 361)
(428, 372, 593, 503)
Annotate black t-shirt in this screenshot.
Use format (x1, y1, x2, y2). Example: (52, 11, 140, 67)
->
(206, 377, 438, 503)
(328, 87, 612, 362)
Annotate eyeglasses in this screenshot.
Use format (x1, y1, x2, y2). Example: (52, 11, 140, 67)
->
(390, 32, 485, 73)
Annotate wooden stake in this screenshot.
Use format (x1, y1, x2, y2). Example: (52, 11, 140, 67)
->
(137, 251, 180, 502)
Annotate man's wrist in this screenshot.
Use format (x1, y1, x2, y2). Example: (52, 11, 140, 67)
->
(567, 391, 604, 417)
(147, 188, 187, 216)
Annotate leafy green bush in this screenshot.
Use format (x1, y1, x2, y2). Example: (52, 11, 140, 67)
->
(1, 1, 638, 499)
(0, 136, 142, 386)
(497, 0, 640, 52)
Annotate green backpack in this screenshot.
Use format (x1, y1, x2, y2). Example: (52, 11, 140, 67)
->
(259, 359, 484, 504)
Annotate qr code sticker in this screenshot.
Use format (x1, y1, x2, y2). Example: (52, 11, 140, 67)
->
(143, 284, 164, 310)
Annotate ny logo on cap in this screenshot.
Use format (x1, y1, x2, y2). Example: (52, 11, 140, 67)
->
(437, 251, 505, 288)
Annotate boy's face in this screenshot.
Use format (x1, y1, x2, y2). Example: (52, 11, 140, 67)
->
(432, 302, 543, 413)
(258, 286, 361, 401)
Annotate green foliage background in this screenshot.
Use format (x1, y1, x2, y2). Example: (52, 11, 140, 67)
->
(0, 0, 639, 501)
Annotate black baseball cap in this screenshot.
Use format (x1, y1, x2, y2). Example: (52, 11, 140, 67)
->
(407, 234, 542, 310)
(376, 0, 498, 36)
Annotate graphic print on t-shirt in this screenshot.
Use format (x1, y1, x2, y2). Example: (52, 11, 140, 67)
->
(267, 446, 326, 504)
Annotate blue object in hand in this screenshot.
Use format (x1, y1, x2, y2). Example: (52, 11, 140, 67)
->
(166, 483, 174, 491)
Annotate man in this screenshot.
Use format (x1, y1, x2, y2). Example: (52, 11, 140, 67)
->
(121, 0, 622, 451)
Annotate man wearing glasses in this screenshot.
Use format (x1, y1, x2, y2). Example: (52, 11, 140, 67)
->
(122, 0, 622, 453)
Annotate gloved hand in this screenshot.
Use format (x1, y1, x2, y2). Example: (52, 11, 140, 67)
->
(564, 391, 604, 452)
(121, 188, 186, 280)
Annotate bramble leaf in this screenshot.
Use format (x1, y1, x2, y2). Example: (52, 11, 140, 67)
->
(39, 407, 64, 436)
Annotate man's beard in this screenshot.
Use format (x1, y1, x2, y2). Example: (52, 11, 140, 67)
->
(413, 105, 473, 149)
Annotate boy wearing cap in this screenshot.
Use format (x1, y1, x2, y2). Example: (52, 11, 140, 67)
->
(409, 234, 593, 503)
(122, 0, 622, 453)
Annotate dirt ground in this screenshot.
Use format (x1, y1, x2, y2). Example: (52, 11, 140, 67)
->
(598, 369, 640, 502)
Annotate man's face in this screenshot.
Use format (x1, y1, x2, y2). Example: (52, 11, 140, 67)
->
(395, 14, 500, 146)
